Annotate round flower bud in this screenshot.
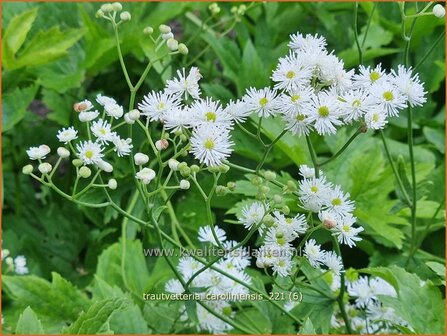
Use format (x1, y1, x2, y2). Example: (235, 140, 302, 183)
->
(144, 26, 154, 35)
(108, 178, 118, 190)
(218, 164, 230, 174)
(178, 43, 189, 55)
(5, 257, 13, 266)
(178, 162, 188, 170)
(112, 2, 122, 11)
(190, 164, 200, 173)
(57, 147, 70, 158)
(38, 162, 52, 174)
(179, 134, 188, 142)
(128, 109, 140, 120)
(226, 181, 236, 191)
(168, 159, 179, 171)
(124, 113, 135, 124)
(72, 159, 83, 167)
(323, 218, 337, 230)
(264, 170, 276, 181)
(345, 268, 359, 282)
(179, 179, 190, 190)
(231, 6, 238, 14)
(79, 166, 92, 178)
(216, 185, 229, 196)
(120, 11, 131, 21)
(286, 180, 297, 192)
(97, 160, 113, 173)
(433, 4, 445, 18)
(134, 153, 149, 165)
(238, 4, 247, 15)
(159, 24, 171, 34)
(222, 306, 232, 317)
(260, 185, 270, 194)
(166, 38, 179, 51)
(256, 259, 266, 268)
(273, 194, 283, 204)
(281, 205, 290, 215)
(100, 3, 114, 13)
(73, 102, 89, 112)
(95, 9, 105, 18)
(207, 166, 220, 173)
(262, 214, 274, 227)
(162, 32, 174, 40)
(155, 139, 169, 151)
(180, 166, 191, 177)
(251, 176, 263, 186)
(256, 192, 266, 201)
(22, 164, 33, 175)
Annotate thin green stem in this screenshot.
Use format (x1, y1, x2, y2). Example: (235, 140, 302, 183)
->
(361, 3, 377, 49)
(256, 129, 287, 172)
(413, 30, 445, 72)
(113, 23, 134, 90)
(353, 2, 363, 64)
(305, 135, 320, 178)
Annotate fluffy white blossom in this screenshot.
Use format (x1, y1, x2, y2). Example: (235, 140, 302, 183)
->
(190, 124, 233, 166)
(138, 91, 180, 121)
(26, 145, 51, 160)
(57, 127, 78, 144)
(243, 87, 279, 118)
(165, 67, 202, 100)
(136, 167, 156, 184)
(76, 141, 104, 165)
(198, 225, 227, 246)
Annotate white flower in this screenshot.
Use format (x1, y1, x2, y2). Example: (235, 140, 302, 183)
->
(76, 141, 104, 165)
(364, 108, 388, 130)
(433, 4, 446, 18)
(391, 65, 426, 107)
(299, 164, 317, 179)
(272, 211, 308, 236)
(369, 277, 397, 297)
(324, 185, 355, 218)
(196, 303, 232, 334)
(189, 97, 232, 127)
(224, 99, 251, 123)
(104, 103, 124, 119)
(239, 202, 265, 231)
(163, 107, 192, 133)
(271, 52, 312, 91)
(79, 110, 100, 122)
(57, 127, 78, 144)
(27, 145, 50, 160)
(340, 89, 371, 123)
(289, 32, 327, 53)
(323, 251, 343, 276)
(177, 256, 203, 281)
(165, 67, 202, 100)
(298, 176, 332, 212)
(278, 87, 314, 117)
(198, 225, 227, 246)
(272, 256, 293, 277)
(134, 153, 149, 165)
(112, 136, 133, 157)
(96, 94, 117, 106)
(348, 276, 374, 307)
(264, 227, 294, 249)
(138, 91, 180, 121)
(243, 87, 279, 118)
(368, 81, 407, 117)
(190, 124, 233, 167)
(14, 256, 29, 275)
(318, 210, 338, 229)
(303, 239, 325, 268)
(331, 215, 363, 247)
(96, 159, 113, 173)
(353, 64, 390, 88)
(90, 119, 115, 143)
(319, 55, 353, 92)
(305, 91, 344, 135)
(281, 111, 313, 136)
(165, 279, 184, 294)
(136, 167, 156, 184)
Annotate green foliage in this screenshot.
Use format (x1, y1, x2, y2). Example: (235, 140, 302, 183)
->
(15, 307, 45, 334)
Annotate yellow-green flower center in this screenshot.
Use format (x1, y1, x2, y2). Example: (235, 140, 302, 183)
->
(331, 198, 342, 206)
(285, 218, 293, 224)
(286, 71, 296, 79)
(157, 102, 166, 110)
(342, 224, 351, 232)
(383, 91, 394, 101)
(259, 97, 269, 107)
(352, 99, 361, 107)
(223, 306, 233, 316)
(205, 111, 217, 122)
(204, 139, 215, 150)
(291, 95, 300, 102)
(318, 106, 329, 117)
(99, 128, 107, 135)
(372, 113, 380, 122)
(370, 71, 380, 82)
(296, 114, 305, 121)
(278, 260, 286, 267)
(311, 186, 318, 193)
(85, 150, 94, 159)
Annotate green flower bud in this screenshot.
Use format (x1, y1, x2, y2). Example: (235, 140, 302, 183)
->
(100, 3, 114, 13)
(264, 170, 276, 181)
(179, 179, 190, 190)
(72, 159, 83, 167)
(190, 165, 200, 173)
(216, 185, 229, 196)
(178, 43, 189, 55)
(178, 162, 188, 170)
(286, 180, 297, 192)
(159, 24, 171, 34)
(179, 134, 188, 142)
(281, 205, 290, 215)
(167, 38, 179, 51)
(208, 166, 220, 173)
(111, 2, 122, 11)
(22, 164, 33, 175)
(226, 181, 236, 191)
(251, 176, 263, 186)
(143, 26, 154, 35)
(263, 214, 275, 227)
(79, 166, 92, 178)
(218, 164, 230, 173)
(38, 163, 52, 174)
(256, 192, 266, 201)
(108, 179, 117, 190)
(259, 185, 270, 194)
(120, 11, 131, 21)
(273, 194, 283, 204)
(95, 9, 105, 18)
(180, 166, 191, 177)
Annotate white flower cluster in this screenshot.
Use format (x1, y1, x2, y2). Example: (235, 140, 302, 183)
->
(165, 225, 251, 334)
(328, 274, 410, 333)
(243, 32, 426, 135)
(2, 248, 28, 275)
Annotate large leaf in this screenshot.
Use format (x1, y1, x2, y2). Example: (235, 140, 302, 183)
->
(2, 84, 38, 132)
(2, 7, 37, 69)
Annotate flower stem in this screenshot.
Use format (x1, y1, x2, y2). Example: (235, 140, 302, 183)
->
(305, 135, 320, 178)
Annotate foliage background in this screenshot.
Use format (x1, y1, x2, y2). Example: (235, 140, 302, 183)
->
(1, 1, 445, 334)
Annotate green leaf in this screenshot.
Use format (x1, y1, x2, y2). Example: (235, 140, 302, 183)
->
(425, 261, 446, 280)
(42, 88, 74, 126)
(3, 273, 89, 330)
(233, 308, 272, 334)
(13, 26, 84, 69)
(423, 127, 445, 154)
(2, 84, 38, 132)
(2, 7, 38, 69)
(364, 266, 445, 334)
(63, 298, 126, 334)
(300, 318, 316, 334)
(15, 306, 45, 334)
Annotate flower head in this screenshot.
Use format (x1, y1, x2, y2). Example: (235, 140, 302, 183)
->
(57, 127, 78, 144)
(190, 124, 233, 166)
